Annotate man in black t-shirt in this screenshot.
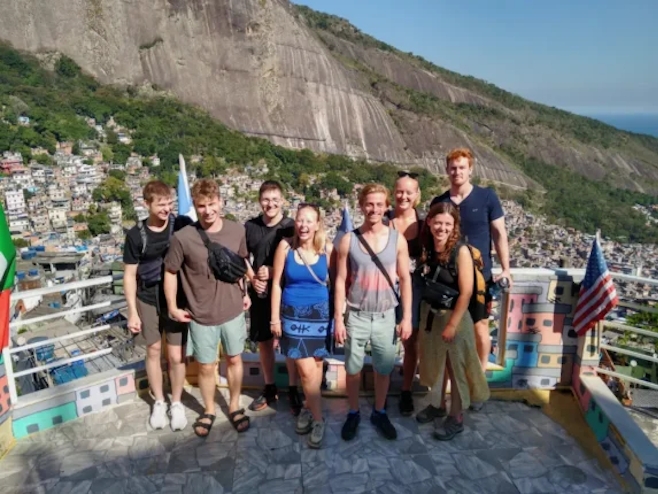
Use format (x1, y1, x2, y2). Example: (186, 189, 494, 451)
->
(430, 148, 512, 375)
(244, 181, 301, 414)
(123, 180, 193, 432)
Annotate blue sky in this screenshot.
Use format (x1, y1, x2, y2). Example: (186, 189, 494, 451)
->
(296, 0, 658, 115)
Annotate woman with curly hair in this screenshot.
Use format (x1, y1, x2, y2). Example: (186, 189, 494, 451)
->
(270, 203, 333, 448)
(415, 202, 489, 440)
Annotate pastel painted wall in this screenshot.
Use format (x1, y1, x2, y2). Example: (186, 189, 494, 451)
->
(11, 369, 138, 439)
(0, 355, 10, 425)
(487, 277, 578, 389)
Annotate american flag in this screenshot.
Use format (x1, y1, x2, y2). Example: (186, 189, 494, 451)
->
(573, 238, 618, 336)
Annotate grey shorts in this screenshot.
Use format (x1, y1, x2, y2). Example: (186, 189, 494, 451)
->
(134, 298, 187, 347)
(186, 313, 247, 364)
(344, 308, 397, 376)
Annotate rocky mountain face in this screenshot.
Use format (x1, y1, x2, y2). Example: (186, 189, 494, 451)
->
(1, 0, 656, 192)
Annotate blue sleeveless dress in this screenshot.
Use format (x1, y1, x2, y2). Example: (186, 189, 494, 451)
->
(280, 249, 332, 359)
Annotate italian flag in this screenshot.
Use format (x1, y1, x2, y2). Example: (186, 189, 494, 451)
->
(0, 206, 15, 351)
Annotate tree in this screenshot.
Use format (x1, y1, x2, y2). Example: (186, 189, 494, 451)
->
(86, 211, 111, 236)
(55, 55, 81, 78)
(224, 213, 237, 221)
(12, 238, 29, 248)
(76, 230, 92, 240)
(109, 169, 126, 181)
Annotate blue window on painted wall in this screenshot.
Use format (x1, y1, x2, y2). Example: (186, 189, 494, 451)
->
(52, 416, 63, 425)
(556, 286, 564, 295)
(80, 390, 90, 399)
(524, 345, 533, 353)
(100, 385, 109, 393)
(526, 318, 536, 327)
(26, 424, 39, 434)
(542, 319, 552, 327)
(541, 355, 551, 364)
(541, 379, 550, 386)
(102, 398, 111, 407)
(82, 405, 92, 414)
(119, 377, 128, 387)
(518, 320, 522, 330)
(509, 344, 518, 352)
(510, 300, 515, 311)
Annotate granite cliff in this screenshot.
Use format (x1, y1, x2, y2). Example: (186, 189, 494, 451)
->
(0, 0, 656, 192)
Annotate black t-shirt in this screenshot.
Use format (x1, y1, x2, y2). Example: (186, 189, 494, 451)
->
(245, 215, 295, 271)
(123, 215, 194, 307)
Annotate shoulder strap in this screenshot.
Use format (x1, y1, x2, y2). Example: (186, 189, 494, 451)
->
(195, 222, 212, 248)
(353, 228, 401, 304)
(448, 241, 467, 277)
(295, 248, 328, 287)
(137, 220, 148, 256)
(167, 214, 175, 238)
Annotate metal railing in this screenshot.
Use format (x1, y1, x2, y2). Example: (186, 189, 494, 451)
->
(2, 276, 119, 405)
(594, 273, 658, 400)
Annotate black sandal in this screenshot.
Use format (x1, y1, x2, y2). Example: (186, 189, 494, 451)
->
(229, 408, 251, 433)
(193, 413, 216, 438)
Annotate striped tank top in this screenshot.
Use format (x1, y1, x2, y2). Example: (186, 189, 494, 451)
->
(347, 228, 399, 313)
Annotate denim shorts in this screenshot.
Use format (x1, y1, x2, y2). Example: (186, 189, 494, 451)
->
(344, 308, 397, 376)
(186, 313, 247, 363)
(395, 277, 423, 329)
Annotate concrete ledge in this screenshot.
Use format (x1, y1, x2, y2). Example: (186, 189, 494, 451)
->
(580, 374, 658, 493)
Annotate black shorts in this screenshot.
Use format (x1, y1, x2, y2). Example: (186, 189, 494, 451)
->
(248, 288, 274, 342)
(469, 278, 494, 323)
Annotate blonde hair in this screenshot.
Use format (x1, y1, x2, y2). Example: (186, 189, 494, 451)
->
(191, 178, 220, 200)
(394, 175, 421, 208)
(358, 183, 390, 207)
(293, 204, 327, 254)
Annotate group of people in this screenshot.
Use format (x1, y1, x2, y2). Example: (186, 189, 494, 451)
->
(122, 147, 512, 449)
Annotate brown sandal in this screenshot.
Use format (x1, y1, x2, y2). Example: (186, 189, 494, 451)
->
(229, 408, 250, 433)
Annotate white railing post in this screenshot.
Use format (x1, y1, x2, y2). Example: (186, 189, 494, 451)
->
(2, 346, 18, 406)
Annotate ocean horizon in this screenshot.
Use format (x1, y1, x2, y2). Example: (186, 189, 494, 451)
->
(583, 113, 658, 137)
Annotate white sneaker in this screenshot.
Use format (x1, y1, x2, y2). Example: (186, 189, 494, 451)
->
(170, 402, 188, 432)
(149, 400, 168, 430)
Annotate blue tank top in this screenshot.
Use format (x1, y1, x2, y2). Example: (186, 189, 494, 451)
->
(282, 249, 329, 306)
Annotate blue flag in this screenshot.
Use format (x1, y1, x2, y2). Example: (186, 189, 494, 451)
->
(177, 154, 197, 221)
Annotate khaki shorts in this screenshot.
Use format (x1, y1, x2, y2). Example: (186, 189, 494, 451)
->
(186, 313, 247, 364)
(134, 298, 187, 347)
(344, 308, 397, 376)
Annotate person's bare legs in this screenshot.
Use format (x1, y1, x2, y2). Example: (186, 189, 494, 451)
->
(373, 372, 390, 411)
(146, 341, 164, 401)
(296, 358, 323, 421)
(259, 339, 276, 385)
(226, 353, 249, 431)
(474, 319, 491, 371)
(167, 344, 185, 403)
(195, 362, 217, 436)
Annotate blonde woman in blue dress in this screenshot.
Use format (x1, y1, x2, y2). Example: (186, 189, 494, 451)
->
(270, 203, 332, 449)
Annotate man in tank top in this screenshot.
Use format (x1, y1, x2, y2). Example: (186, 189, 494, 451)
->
(334, 183, 413, 441)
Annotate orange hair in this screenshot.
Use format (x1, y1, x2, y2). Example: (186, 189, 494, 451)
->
(446, 147, 474, 169)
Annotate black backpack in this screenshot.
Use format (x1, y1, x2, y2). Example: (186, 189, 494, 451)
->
(195, 223, 247, 284)
(135, 214, 175, 287)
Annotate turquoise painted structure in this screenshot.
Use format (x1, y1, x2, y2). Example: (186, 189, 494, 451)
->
(12, 401, 77, 439)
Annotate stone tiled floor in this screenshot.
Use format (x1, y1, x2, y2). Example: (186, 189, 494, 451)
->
(0, 388, 623, 494)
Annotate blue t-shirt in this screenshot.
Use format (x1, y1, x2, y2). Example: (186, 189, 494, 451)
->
(430, 185, 504, 280)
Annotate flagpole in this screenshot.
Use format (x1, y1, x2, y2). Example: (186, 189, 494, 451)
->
(596, 229, 601, 243)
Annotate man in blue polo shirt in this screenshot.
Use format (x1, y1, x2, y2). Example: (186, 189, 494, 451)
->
(430, 147, 512, 374)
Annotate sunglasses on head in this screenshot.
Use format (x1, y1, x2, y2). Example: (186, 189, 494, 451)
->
(397, 171, 419, 179)
(298, 202, 320, 210)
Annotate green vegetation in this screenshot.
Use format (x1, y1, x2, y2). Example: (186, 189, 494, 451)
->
(12, 238, 29, 248)
(91, 176, 134, 221)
